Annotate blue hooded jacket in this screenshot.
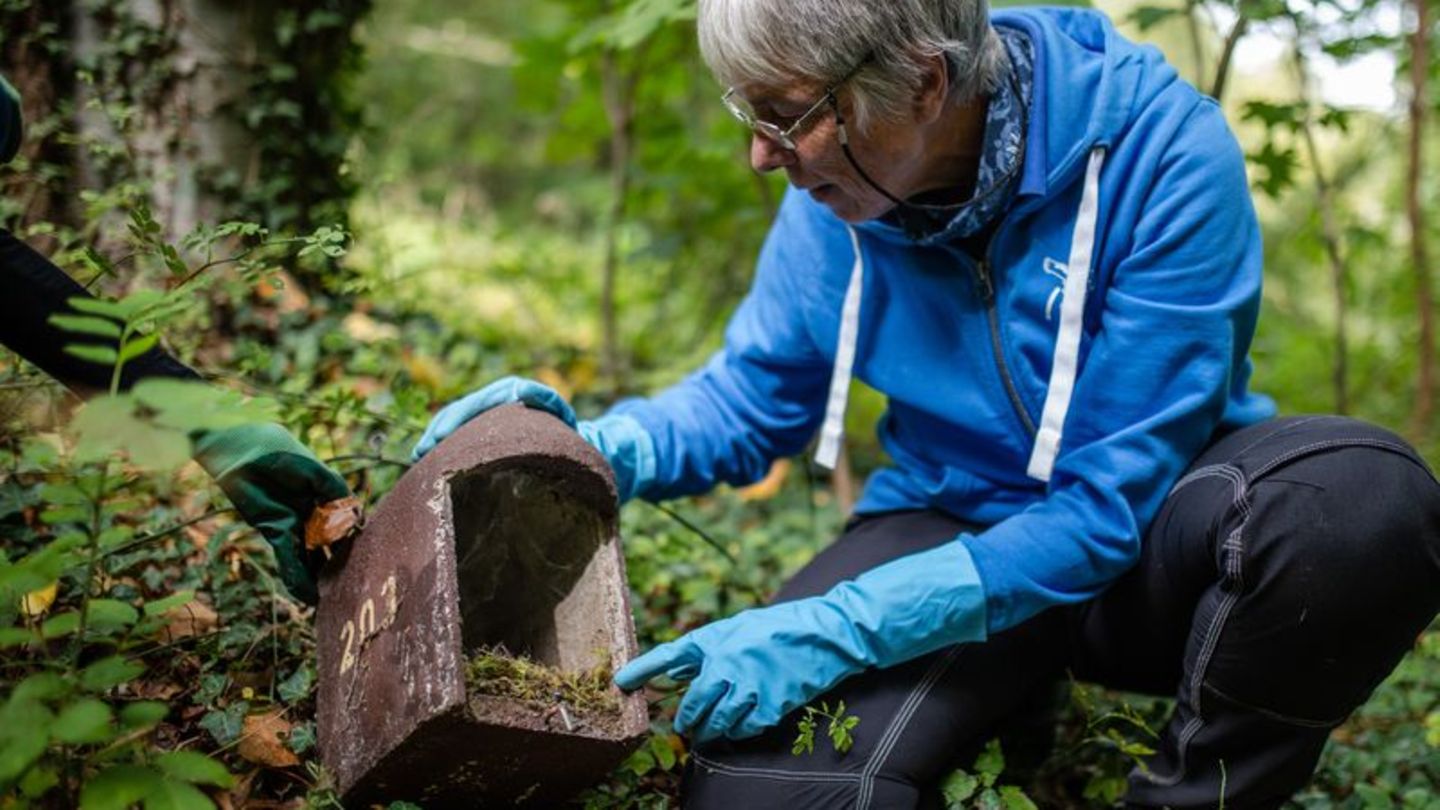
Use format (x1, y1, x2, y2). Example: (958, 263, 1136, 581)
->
(618, 7, 1276, 634)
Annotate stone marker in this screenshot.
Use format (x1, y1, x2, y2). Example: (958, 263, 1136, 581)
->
(315, 404, 648, 806)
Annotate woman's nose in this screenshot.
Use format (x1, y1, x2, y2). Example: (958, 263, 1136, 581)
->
(750, 133, 795, 173)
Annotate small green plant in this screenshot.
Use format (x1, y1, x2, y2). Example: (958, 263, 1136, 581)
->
(940, 739, 1038, 810)
(791, 700, 860, 756)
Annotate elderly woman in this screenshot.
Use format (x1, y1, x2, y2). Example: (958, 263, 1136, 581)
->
(414, 0, 1440, 806)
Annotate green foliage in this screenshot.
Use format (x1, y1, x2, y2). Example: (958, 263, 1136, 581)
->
(942, 740, 1040, 810)
(791, 700, 860, 757)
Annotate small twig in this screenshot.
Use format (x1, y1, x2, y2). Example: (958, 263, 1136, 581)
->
(644, 501, 739, 565)
(323, 453, 412, 469)
(104, 508, 236, 559)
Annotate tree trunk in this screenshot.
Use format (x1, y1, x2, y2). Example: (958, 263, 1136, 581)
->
(1409, 0, 1434, 436)
(73, 0, 256, 243)
(599, 48, 637, 392)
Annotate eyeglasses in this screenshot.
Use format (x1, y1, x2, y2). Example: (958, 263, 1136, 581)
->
(721, 57, 869, 151)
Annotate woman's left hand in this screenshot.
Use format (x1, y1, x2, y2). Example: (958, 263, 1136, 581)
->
(614, 539, 990, 743)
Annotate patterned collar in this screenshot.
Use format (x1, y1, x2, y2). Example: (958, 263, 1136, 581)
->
(886, 27, 1035, 243)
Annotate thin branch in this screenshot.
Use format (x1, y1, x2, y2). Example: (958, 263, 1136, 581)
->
(644, 501, 738, 565)
(1211, 12, 1250, 102)
(105, 507, 236, 559)
(1291, 36, 1350, 414)
(1408, 0, 1434, 435)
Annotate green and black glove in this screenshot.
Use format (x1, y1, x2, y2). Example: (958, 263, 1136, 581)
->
(193, 423, 351, 605)
(1, 74, 22, 165)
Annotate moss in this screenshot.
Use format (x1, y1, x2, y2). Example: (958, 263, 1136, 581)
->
(465, 645, 620, 718)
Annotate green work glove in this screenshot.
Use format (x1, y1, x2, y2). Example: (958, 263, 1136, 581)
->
(193, 423, 351, 605)
(1, 74, 21, 166)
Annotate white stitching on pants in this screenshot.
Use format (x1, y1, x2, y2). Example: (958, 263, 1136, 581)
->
(687, 752, 862, 784)
(856, 646, 963, 809)
(1144, 464, 1248, 787)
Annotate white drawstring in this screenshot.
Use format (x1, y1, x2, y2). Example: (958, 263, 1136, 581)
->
(1027, 147, 1107, 482)
(815, 226, 866, 470)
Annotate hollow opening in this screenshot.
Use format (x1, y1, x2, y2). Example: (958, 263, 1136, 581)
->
(450, 466, 615, 673)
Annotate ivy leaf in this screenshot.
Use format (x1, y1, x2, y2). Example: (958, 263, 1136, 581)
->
(288, 722, 317, 755)
(193, 673, 229, 706)
(277, 666, 314, 704)
(198, 701, 248, 746)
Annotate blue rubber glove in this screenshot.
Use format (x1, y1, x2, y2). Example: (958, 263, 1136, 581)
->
(411, 376, 657, 503)
(614, 539, 988, 744)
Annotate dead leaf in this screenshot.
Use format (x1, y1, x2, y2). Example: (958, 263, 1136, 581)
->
(739, 458, 791, 501)
(305, 496, 363, 552)
(238, 711, 300, 768)
(532, 367, 573, 400)
(255, 270, 309, 315)
(19, 581, 58, 617)
(159, 599, 219, 642)
(402, 351, 445, 393)
(341, 312, 399, 344)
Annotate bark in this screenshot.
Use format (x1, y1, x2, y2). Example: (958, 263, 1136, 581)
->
(1409, 0, 1434, 436)
(71, 1, 260, 244)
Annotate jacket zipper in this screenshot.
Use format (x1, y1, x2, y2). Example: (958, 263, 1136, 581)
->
(974, 256, 1038, 439)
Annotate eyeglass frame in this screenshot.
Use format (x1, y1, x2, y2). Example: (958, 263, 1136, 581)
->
(721, 56, 871, 151)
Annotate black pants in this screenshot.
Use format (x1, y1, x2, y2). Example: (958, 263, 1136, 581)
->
(682, 416, 1440, 809)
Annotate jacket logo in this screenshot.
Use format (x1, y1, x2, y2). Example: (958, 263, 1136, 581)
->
(1043, 257, 1067, 321)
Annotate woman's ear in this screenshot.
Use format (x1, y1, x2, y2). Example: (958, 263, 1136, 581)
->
(912, 53, 950, 124)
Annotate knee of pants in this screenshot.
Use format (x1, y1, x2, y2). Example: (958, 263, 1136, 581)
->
(1203, 441, 1440, 725)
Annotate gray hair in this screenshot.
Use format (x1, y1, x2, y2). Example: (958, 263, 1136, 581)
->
(697, 0, 1006, 132)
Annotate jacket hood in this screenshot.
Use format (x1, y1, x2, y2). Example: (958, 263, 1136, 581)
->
(856, 6, 1164, 246)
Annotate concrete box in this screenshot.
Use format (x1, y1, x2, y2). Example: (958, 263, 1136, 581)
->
(315, 404, 648, 805)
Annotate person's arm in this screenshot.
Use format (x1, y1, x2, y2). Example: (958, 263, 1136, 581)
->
(612, 190, 835, 499)
(961, 99, 1272, 633)
(0, 229, 201, 395)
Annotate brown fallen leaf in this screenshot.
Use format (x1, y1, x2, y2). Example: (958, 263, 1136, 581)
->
(304, 496, 363, 554)
(159, 599, 219, 643)
(238, 711, 300, 768)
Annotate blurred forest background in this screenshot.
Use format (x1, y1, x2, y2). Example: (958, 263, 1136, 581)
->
(0, 0, 1437, 807)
